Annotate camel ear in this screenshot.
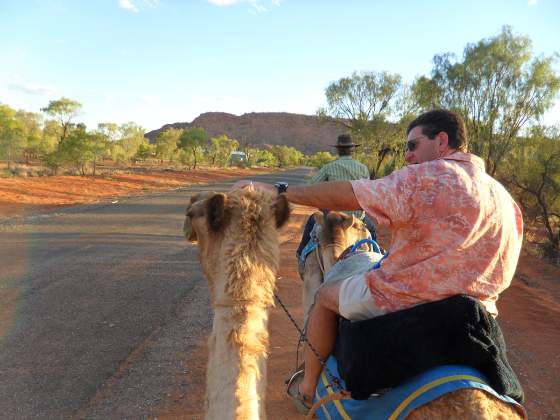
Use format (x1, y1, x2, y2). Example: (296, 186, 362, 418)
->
(190, 194, 201, 205)
(313, 211, 324, 227)
(206, 193, 228, 232)
(341, 213, 354, 230)
(183, 207, 198, 243)
(274, 194, 290, 229)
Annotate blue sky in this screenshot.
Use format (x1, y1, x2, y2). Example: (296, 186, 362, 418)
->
(1, 0, 559, 131)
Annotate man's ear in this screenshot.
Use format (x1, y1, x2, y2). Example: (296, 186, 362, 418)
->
(274, 194, 290, 229)
(438, 131, 449, 151)
(206, 193, 228, 232)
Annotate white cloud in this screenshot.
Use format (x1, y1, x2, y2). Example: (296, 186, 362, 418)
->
(207, 0, 242, 5)
(143, 0, 160, 7)
(206, 0, 281, 13)
(8, 82, 58, 96)
(249, 2, 268, 14)
(119, 0, 139, 12)
(528, 0, 537, 5)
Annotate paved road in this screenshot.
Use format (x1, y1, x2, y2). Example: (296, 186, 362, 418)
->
(0, 169, 309, 419)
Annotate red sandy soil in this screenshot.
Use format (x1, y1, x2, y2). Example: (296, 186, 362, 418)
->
(0, 167, 278, 218)
(1, 170, 558, 419)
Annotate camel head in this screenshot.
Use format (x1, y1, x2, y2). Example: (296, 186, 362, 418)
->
(184, 188, 290, 301)
(313, 211, 370, 272)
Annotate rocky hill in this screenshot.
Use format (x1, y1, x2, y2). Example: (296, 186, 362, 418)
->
(144, 112, 347, 154)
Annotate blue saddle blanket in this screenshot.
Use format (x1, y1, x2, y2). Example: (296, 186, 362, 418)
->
(314, 356, 524, 419)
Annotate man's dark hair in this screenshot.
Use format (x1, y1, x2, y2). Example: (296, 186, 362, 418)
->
(407, 109, 468, 152)
(337, 147, 352, 156)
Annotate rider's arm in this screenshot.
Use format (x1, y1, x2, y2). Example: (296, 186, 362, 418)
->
(231, 180, 361, 211)
(285, 181, 360, 210)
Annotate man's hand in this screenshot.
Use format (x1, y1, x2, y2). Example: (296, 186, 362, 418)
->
(231, 180, 277, 196)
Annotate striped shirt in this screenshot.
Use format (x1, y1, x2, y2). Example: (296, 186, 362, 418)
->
(310, 155, 370, 219)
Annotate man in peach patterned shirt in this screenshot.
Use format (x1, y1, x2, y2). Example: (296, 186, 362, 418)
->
(234, 109, 523, 410)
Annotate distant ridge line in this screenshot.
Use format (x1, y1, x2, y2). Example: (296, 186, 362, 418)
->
(144, 112, 347, 154)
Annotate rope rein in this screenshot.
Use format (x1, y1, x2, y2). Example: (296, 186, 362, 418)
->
(273, 284, 344, 391)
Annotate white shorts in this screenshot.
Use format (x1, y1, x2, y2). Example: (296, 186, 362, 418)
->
(338, 274, 386, 321)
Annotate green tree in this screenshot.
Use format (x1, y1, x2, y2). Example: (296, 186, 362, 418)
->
(209, 134, 239, 167)
(178, 127, 207, 169)
(98, 122, 146, 164)
(270, 145, 303, 167)
(57, 126, 90, 174)
(56, 125, 107, 175)
(0, 104, 25, 169)
(41, 97, 82, 144)
(97, 123, 120, 142)
(118, 122, 146, 162)
(244, 147, 278, 167)
(41, 120, 61, 155)
(318, 71, 402, 125)
(305, 151, 336, 168)
(135, 142, 155, 162)
(504, 126, 560, 257)
(318, 71, 405, 177)
(155, 128, 182, 163)
(15, 110, 43, 162)
(412, 26, 560, 176)
(86, 131, 109, 175)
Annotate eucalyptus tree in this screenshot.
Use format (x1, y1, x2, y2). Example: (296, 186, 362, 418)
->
(0, 104, 25, 169)
(208, 134, 239, 167)
(317, 71, 407, 177)
(178, 127, 207, 169)
(412, 26, 560, 176)
(504, 126, 560, 257)
(155, 128, 182, 163)
(41, 97, 82, 144)
(14, 110, 43, 162)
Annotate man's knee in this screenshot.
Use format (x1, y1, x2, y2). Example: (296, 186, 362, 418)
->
(315, 281, 342, 313)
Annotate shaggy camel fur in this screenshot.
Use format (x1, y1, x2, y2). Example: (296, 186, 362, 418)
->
(183, 188, 290, 420)
(301, 211, 371, 322)
(307, 212, 525, 419)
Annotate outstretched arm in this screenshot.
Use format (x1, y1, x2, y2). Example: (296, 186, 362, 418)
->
(232, 180, 361, 211)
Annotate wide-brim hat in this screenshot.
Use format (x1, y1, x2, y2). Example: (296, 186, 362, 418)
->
(331, 135, 360, 148)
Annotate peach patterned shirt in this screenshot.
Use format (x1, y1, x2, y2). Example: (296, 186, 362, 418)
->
(351, 152, 523, 316)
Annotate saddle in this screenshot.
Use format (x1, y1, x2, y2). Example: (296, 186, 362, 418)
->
(332, 295, 524, 403)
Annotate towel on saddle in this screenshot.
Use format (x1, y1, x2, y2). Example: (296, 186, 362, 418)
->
(332, 294, 524, 403)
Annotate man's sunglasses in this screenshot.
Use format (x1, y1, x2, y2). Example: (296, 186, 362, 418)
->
(406, 135, 428, 152)
(406, 140, 419, 152)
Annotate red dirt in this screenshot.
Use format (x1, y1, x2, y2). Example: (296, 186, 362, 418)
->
(1, 170, 558, 419)
(0, 167, 279, 218)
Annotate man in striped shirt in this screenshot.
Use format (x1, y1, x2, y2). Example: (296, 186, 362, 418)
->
(296, 134, 375, 260)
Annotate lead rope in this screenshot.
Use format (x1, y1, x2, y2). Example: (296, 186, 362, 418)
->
(273, 278, 346, 392)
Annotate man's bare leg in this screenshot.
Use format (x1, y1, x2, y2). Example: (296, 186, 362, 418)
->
(299, 281, 342, 398)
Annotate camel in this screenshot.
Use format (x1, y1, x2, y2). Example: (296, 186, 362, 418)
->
(303, 211, 525, 419)
(300, 211, 373, 322)
(183, 188, 290, 420)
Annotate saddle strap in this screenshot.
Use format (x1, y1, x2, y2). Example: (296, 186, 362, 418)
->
(306, 391, 352, 419)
